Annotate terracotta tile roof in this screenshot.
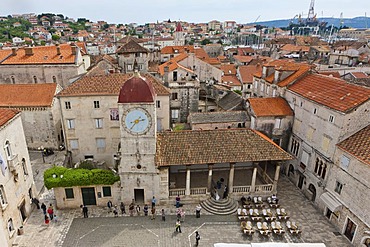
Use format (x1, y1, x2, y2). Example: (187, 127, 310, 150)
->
(75, 42, 87, 55)
(248, 97, 294, 117)
(0, 109, 20, 128)
(194, 47, 209, 60)
(350, 72, 369, 79)
(116, 39, 148, 54)
(0, 49, 12, 62)
(58, 73, 170, 97)
(161, 45, 195, 54)
(1, 44, 76, 65)
(0, 83, 57, 107)
(221, 64, 237, 75)
(155, 129, 292, 166)
(277, 64, 311, 87)
(233, 55, 253, 63)
(288, 74, 370, 113)
(337, 125, 370, 165)
(158, 53, 189, 75)
(221, 75, 242, 86)
(281, 44, 310, 53)
(318, 71, 341, 78)
(239, 65, 262, 83)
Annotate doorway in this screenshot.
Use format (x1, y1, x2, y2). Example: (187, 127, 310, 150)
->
(19, 200, 27, 222)
(288, 164, 294, 177)
(308, 184, 317, 201)
(81, 188, 97, 206)
(325, 208, 332, 219)
(134, 189, 144, 203)
(344, 218, 356, 242)
(298, 175, 305, 189)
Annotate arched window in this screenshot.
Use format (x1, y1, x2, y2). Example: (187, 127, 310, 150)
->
(11, 76, 15, 84)
(4, 140, 12, 159)
(22, 158, 28, 176)
(321, 164, 327, 179)
(52, 76, 57, 83)
(314, 158, 320, 173)
(7, 218, 14, 233)
(33, 76, 37, 83)
(318, 161, 323, 176)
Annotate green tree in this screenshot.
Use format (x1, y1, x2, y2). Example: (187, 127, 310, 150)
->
(201, 38, 211, 45)
(52, 34, 60, 41)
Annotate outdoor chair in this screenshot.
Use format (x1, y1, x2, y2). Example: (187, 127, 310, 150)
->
(243, 221, 255, 235)
(286, 221, 302, 235)
(257, 221, 271, 236)
(271, 221, 285, 235)
(251, 208, 262, 221)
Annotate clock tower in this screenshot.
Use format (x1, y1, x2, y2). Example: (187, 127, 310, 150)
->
(118, 73, 159, 203)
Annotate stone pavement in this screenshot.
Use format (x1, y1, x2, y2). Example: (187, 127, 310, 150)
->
(14, 155, 352, 247)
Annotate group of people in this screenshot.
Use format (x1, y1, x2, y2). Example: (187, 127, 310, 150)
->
(41, 202, 57, 225)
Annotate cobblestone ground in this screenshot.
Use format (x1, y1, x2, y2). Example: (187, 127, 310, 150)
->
(15, 156, 352, 247)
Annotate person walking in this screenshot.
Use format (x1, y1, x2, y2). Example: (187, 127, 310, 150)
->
(41, 202, 47, 215)
(32, 198, 40, 209)
(195, 231, 200, 246)
(44, 214, 50, 225)
(82, 205, 88, 218)
(161, 209, 165, 221)
(120, 202, 126, 215)
(151, 207, 156, 220)
(47, 204, 54, 221)
(151, 196, 156, 208)
(129, 201, 135, 216)
(175, 219, 182, 233)
(223, 185, 228, 199)
(136, 204, 141, 216)
(195, 205, 201, 218)
(175, 194, 181, 208)
(143, 204, 149, 216)
(107, 200, 113, 212)
(113, 205, 118, 217)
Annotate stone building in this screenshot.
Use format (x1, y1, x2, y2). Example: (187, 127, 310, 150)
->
(0, 83, 62, 150)
(173, 22, 185, 46)
(320, 125, 370, 247)
(116, 39, 149, 73)
(188, 111, 250, 130)
(0, 44, 89, 88)
(0, 109, 36, 247)
(284, 74, 370, 208)
(57, 73, 170, 165)
(247, 97, 294, 149)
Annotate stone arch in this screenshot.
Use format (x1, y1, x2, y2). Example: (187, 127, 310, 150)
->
(308, 183, 317, 201)
(288, 164, 294, 177)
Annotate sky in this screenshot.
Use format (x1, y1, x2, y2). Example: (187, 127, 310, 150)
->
(1, 0, 369, 24)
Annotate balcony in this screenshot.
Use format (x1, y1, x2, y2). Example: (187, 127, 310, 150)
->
(272, 128, 284, 136)
(7, 154, 19, 172)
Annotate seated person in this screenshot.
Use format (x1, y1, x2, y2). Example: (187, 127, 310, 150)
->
(271, 194, 278, 204)
(241, 195, 247, 205)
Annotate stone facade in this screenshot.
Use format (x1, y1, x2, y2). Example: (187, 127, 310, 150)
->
(0, 110, 36, 247)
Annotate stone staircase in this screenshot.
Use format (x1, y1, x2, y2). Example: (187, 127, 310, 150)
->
(200, 196, 238, 215)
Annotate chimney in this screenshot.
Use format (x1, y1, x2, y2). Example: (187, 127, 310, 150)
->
(56, 45, 61, 55)
(164, 66, 169, 87)
(11, 48, 17, 56)
(71, 45, 77, 55)
(25, 47, 34, 56)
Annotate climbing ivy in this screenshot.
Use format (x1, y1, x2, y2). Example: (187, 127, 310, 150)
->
(44, 166, 120, 189)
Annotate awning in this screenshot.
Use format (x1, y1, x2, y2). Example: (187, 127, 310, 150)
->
(320, 192, 342, 212)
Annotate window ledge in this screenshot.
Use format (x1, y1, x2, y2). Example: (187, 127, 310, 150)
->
(9, 229, 16, 238)
(1, 203, 8, 211)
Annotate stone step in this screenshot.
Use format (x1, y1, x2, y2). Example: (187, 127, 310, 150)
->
(200, 197, 238, 215)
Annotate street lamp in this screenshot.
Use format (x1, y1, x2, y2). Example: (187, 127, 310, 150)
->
(38, 146, 45, 163)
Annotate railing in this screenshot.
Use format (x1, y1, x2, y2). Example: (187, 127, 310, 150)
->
(190, 187, 207, 195)
(169, 189, 185, 197)
(255, 184, 273, 192)
(232, 186, 251, 193)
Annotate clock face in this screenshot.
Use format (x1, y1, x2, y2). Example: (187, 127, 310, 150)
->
(123, 108, 151, 135)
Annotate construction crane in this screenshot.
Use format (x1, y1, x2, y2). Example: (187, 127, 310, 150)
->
(307, 0, 315, 22)
(339, 12, 344, 27)
(254, 15, 261, 23)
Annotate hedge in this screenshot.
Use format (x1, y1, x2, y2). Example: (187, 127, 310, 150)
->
(44, 166, 120, 189)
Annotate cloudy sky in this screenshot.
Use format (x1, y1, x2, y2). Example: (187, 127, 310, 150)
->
(1, 0, 369, 24)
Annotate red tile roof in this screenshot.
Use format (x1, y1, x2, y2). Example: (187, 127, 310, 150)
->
(0, 83, 57, 107)
(1, 44, 76, 65)
(318, 71, 341, 78)
(337, 125, 370, 165)
(155, 129, 292, 166)
(350, 72, 369, 79)
(248, 97, 294, 117)
(58, 73, 170, 97)
(239, 65, 262, 83)
(161, 45, 195, 54)
(221, 75, 242, 86)
(289, 74, 370, 112)
(0, 109, 20, 128)
(233, 55, 253, 63)
(0, 49, 12, 62)
(281, 44, 310, 53)
(158, 53, 189, 75)
(221, 64, 237, 75)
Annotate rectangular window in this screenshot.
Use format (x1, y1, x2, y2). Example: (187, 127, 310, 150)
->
(94, 101, 100, 109)
(102, 186, 112, 197)
(334, 181, 343, 194)
(95, 118, 103, 129)
(70, 140, 79, 150)
(156, 100, 161, 108)
(66, 119, 75, 129)
(127, 64, 133, 71)
(65, 188, 74, 199)
(313, 108, 317, 114)
(171, 93, 178, 100)
(96, 138, 106, 149)
(171, 109, 179, 119)
(274, 118, 282, 129)
(65, 101, 71, 109)
(328, 115, 335, 123)
(340, 155, 350, 170)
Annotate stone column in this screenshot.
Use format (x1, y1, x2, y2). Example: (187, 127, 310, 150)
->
(185, 166, 191, 196)
(207, 164, 213, 193)
(251, 167, 258, 192)
(273, 163, 281, 192)
(228, 163, 235, 194)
